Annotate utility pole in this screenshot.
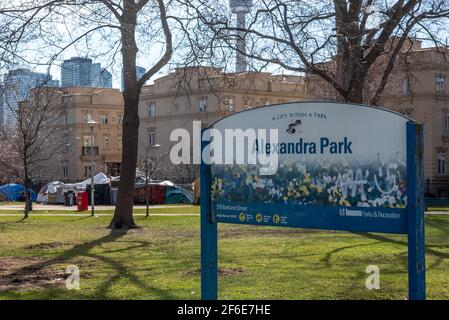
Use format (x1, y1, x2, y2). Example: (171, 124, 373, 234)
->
(145, 143, 161, 218)
(88, 120, 97, 216)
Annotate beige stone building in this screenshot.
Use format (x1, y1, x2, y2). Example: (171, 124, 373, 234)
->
(138, 67, 308, 182)
(42, 87, 124, 182)
(307, 41, 449, 190)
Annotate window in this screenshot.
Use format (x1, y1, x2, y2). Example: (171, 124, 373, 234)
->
(83, 135, 95, 147)
(223, 96, 234, 111)
(63, 163, 68, 179)
(104, 135, 110, 149)
(100, 114, 108, 124)
(118, 134, 122, 149)
(148, 102, 156, 117)
(82, 111, 92, 123)
(400, 79, 411, 96)
(199, 97, 207, 113)
(438, 151, 446, 175)
(63, 113, 69, 124)
(148, 128, 156, 146)
(444, 112, 449, 136)
(84, 165, 93, 177)
(243, 97, 253, 110)
(118, 113, 123, 125)
(436, 74, 446, 93)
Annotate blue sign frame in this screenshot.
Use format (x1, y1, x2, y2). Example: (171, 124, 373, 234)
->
(200, 114, 425, 300)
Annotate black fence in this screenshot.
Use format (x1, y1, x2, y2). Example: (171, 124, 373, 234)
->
(425, 178, 449, 198)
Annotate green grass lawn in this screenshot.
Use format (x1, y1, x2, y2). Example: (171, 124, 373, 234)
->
(0, 205, 199, 215)
(0, 208, 448, 300)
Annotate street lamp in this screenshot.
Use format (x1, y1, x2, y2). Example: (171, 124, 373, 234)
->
(87, 119, 97, 216)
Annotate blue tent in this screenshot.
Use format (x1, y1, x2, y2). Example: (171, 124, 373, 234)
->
(0, 184, 37, 202)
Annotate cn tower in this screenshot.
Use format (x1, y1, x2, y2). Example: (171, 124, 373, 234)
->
(229, 0, 253, 73)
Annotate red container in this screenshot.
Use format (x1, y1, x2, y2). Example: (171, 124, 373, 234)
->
(77, 191, 89, 211)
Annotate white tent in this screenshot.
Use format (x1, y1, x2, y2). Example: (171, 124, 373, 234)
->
(37, 181, 65, 204)
(158, 180, 175, 187)
(76, 173, 111, 189)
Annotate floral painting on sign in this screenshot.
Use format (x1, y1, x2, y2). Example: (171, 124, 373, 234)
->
(211, 154, 407, 208)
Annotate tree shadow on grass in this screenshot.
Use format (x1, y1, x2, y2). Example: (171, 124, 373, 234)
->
(321, 241, 381, 269)
(351, 232, 449, 272)
(0, 218, 27, 232)
(7, 228, 176, 299)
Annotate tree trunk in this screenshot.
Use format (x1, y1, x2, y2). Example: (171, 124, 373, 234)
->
(109, 94, 140, 229)
(23, 169, 31, 219)
(109, 4, 140, 229)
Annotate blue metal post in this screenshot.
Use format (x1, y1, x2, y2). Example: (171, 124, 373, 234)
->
(200, 128, 218, 300)
(406, 122, 426, 300)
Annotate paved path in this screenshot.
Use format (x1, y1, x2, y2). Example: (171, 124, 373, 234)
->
(0, 213, 199, 217)
(0, 204, 193, 211)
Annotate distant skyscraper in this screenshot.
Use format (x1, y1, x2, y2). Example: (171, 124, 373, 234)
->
(61, 57, 112, 88)
(121, 66, 146, 91)
(0, 69, 59, 128)
(61, 57, 93, 87)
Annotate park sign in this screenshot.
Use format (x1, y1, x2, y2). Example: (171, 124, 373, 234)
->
(200, 102, 425, 300)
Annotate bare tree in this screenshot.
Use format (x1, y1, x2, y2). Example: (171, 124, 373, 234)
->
(0, 86, 68, 218)
(137, 143, 169, 217)
(0, 0, 176, 228)
(177, 0, 449, 104)
(0, 129, 18, 183)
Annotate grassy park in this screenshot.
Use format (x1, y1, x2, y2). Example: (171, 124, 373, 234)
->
(0, 205, 448, 300)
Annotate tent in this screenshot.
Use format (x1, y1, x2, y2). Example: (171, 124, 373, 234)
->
(111, 175, 145, 188)
(37, 181, 65, 204)
(77, 173, 111, 189)
(0, 184, 37, 202)
(164, 186, 194, 204)
(76, 173, 112, 205)
(133, 181, 193, 205)
(86, 184, 112, 205)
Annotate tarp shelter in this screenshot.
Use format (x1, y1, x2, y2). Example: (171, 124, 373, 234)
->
(134, 183, 166, 204)
(111, 175, 145, 188)
(133, 181, 193, 205)
(164, 186, 194, 204)
(0, 184, 36, 202)
(86, 184, 112, 205)
(74, 173, 111, 205)
(37, 181, 65, 204)
(77, 173, 111, 189)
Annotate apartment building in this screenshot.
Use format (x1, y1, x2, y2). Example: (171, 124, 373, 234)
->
(138, 67, 308, 182)
(307, 40, 449, 183)
(41, 87, 123, 182)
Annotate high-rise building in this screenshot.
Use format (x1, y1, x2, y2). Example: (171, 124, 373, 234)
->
(121, 66, 146, 91)
(61, 57, 112, 88)
(61, 57, 93, 87)
(0, 68, 59, 128)
(92, 63, 113, 88)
